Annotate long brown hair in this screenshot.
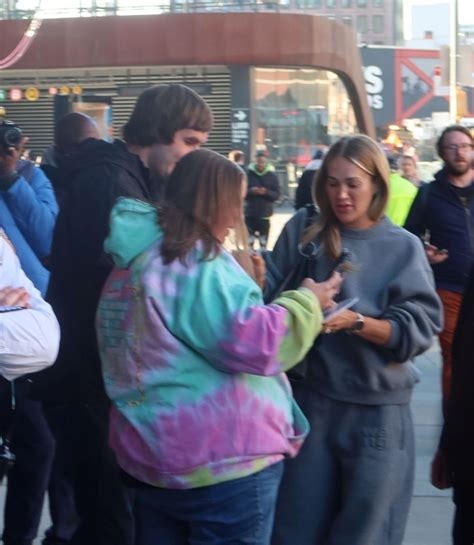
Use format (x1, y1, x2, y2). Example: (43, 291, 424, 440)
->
(159, 148, 248, 264)
(302, 135, 390, 261)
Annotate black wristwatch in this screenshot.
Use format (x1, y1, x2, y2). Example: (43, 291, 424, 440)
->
(347, 312, 365, 333)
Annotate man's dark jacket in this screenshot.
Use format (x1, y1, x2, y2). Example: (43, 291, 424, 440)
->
(295, 169, 316, 210)
(404, 168, 474, 293)
(33, 139, 159, 404)
(441, 265, 474, 483)
(245, 164, 280, 219)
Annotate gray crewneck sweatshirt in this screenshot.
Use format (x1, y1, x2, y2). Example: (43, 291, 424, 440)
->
(265, 211, 443, 405)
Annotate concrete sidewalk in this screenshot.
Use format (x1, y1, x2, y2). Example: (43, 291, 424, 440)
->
(404, 343, 453, 545)
(1, 204, 455, 544)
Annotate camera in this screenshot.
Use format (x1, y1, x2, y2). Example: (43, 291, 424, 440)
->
(0, 120, 22, 151)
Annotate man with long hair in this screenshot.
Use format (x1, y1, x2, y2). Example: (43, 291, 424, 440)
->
(33, 84, 213, 545)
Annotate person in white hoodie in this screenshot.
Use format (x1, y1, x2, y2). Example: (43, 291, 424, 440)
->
(0, 228, 59, 381)
(0, 229, 59, 495)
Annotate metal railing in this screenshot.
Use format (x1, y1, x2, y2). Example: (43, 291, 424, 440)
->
(1, 0, 303, 20)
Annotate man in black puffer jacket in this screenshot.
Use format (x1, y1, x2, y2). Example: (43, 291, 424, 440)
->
(245, 150, 280, 250)
(33, 84, 213, 545)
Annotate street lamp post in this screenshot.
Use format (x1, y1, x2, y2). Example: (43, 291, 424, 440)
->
(449, 0, 458, 123)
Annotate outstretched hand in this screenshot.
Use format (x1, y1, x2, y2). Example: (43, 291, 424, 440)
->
(301, 271, 342, 309)
(430, 448, 452, 490)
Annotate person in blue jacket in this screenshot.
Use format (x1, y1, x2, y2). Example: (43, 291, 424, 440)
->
(0, 141, 57, 296)
(0, 119, 59, 545)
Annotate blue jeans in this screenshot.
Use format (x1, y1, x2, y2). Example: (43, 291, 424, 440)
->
(129, 461, 283, 545)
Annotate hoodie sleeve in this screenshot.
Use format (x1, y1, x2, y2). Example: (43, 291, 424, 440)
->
(163, 253, 323, 376)
(381, 236, 443, 362)
(404, 183, 430, 235)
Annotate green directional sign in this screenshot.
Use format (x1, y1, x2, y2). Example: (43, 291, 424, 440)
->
(0, 89, 6, 102)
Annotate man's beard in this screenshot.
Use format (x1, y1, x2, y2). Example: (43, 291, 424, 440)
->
(445, 159, 471, 177)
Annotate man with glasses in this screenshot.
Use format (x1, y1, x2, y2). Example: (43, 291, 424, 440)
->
(405, 124, 474, 414)
(406, 128, 474, 525)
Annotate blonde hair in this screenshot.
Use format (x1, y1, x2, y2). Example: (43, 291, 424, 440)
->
(302, 135, 390, 261)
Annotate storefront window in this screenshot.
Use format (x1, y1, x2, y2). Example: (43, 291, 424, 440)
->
(253, 67, 357, 171)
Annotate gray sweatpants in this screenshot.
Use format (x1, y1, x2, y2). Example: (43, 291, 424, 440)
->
(272, 385, 415, 545)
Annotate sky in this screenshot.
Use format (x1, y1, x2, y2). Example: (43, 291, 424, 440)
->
(403, 0, 474, 43)
(404, 0, 474, 26)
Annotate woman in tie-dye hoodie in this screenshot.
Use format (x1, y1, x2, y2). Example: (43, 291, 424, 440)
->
(96, 149, 341, 545)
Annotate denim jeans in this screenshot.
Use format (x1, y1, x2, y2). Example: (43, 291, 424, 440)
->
(129, 461, 283, 545)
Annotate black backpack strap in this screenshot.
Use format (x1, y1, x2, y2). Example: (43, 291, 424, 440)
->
(303, 203, 319, 227)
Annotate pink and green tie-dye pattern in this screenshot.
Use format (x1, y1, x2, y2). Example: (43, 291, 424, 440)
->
(96, 198, 323, 489)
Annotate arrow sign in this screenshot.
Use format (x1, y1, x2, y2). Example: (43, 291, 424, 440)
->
(233, 110, 247, 121)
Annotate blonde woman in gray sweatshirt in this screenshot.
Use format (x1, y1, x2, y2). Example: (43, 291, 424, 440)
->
(268, 135, 443, 545)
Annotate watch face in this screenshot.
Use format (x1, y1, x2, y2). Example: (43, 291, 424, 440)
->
(353, 319, 364, 331)
(352, 313, 364, 331)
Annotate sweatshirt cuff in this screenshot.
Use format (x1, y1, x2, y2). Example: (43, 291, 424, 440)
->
(0, 171, 20, 192)
(384, 319, 402, 349)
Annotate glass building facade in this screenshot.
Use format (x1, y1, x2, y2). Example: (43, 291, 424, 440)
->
(253, 67, 357, 171)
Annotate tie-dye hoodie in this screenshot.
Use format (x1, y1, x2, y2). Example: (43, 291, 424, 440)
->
(96, 197, 323, 489)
